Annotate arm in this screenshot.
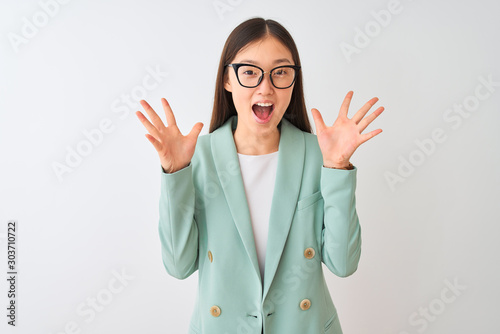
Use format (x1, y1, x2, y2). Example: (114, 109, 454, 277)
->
(310, 91, 384, 276)
(320, 166, 361, 277)
(135, 98, 203, 280)
(158, 164, 199, 279)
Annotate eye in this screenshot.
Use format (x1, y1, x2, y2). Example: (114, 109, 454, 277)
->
(273, 68, 288, 76)
(238, 65, 261, 77)
(242, 70, 257, 76)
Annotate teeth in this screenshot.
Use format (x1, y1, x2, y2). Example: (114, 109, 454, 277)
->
(255, 102, 273, 107)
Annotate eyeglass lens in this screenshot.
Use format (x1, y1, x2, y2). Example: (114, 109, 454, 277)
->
(236, 65, 296, 88)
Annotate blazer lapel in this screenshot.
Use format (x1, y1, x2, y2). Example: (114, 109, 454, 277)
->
(210, 116, 306, 299)
(211, 116, 261, 285)
(263, 118, 305, 300)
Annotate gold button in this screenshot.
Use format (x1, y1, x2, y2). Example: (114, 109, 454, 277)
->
(300, 299, 311, 311)
(210, 305, 221, 317)
(304, 247, 315, 259)
(208, 250, 213, 263)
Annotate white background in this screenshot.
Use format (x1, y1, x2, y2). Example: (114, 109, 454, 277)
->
(1, 0, 499, 333)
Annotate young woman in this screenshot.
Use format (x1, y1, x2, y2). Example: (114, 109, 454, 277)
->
(136, 17, 383, 334)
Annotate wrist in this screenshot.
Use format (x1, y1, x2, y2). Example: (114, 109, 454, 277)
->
(162, 162, 190, 174)
(323, 162, 354, 170)
(323, 158, 351, 169)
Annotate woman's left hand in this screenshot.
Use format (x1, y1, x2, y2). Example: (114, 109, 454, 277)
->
(311, 91, 384, 168)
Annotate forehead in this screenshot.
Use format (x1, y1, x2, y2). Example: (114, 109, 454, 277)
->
(233, 36, 293, 65)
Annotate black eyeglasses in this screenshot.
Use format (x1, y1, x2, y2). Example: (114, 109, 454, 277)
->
(226, 63, 301, 89)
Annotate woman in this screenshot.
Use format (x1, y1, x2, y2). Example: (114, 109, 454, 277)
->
(136, 17, 383, 334)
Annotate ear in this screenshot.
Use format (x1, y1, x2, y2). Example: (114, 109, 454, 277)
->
(224, 73, 232, 92)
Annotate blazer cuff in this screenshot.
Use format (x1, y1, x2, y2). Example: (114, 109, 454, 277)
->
(160, 163, 194, 195)
(321, 164, 357, 187)
(160, 162, 191, 175)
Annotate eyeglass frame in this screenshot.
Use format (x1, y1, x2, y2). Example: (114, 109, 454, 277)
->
(225, 63, 301, 89)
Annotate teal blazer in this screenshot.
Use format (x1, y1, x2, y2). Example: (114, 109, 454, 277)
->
(159, 115, 361, 334)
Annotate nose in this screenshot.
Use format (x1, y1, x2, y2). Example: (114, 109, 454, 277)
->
(256, 72, 274, 95)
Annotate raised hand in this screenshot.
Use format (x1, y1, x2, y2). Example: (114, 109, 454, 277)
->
(311, 91, 384, 168)
(136, 98, 203, 173)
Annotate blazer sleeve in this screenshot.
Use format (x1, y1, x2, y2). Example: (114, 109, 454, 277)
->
(158, 164, 199, 280)
(320, 166, 361, 277)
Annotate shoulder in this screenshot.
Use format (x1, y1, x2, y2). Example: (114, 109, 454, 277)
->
(282, 118, 322, 160)
(196, 132, 212, 148)
(192, 133, 213, 163)
(303, 131, 320, 152)
(303, 132, 323, 168)
(193, 115, 236, 158)
(281, 121, 323, 187)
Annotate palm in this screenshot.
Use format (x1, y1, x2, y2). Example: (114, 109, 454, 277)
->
(311, 91, 384, 167)
(136, 98, 203, 173)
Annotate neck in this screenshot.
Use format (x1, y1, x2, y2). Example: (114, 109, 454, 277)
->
(233, 125, 280, 155)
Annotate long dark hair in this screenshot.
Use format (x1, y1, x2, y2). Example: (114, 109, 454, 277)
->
(209, 17, 312, 133)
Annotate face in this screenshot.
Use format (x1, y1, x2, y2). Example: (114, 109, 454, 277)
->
(224, 35, 295, 137)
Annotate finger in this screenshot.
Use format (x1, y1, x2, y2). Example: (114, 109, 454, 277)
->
(339, 91, 354, 118)
(358, 106, 384, 132)
(144, 133, 164, 153)
(352, 97, 379, 124)
(139, 99, 166, 130)
(359, 128, 383, 145)
(311, 108, 327, 133)
(187, 122, 204, 141)
(135, 111, 161, 138)
(161, 98, 177, 127)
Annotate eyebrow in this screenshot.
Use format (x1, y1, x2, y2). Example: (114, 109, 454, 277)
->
(238, 58, 292, 65)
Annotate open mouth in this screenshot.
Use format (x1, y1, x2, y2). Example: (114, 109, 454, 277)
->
(252, 102, 275, 124)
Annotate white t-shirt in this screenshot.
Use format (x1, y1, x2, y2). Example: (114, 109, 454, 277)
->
(237, 151, 279, 283)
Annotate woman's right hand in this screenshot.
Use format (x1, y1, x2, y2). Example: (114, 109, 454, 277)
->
(136, 98, 204, 173)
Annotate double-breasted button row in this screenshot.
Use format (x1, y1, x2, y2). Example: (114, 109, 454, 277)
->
(300, 298, 311, 311)
(210, 305, 221, 317)
(304, 247, 315, 259)
(211, 301, 310, 315)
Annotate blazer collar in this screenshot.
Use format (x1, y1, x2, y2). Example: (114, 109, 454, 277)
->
(211, 115, 305, 299)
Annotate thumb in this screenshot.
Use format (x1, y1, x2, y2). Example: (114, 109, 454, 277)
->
(187, 122, 204, 141)
(311, 108, 326, 133)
